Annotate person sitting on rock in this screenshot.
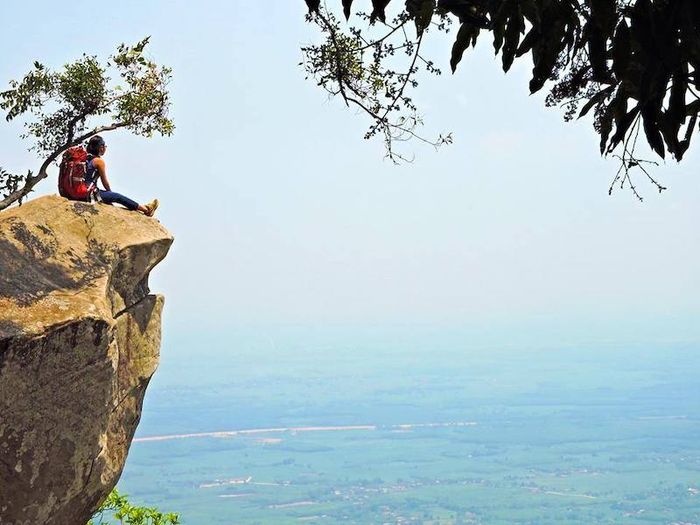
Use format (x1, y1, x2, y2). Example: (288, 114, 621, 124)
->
(85, 135, 159, 216)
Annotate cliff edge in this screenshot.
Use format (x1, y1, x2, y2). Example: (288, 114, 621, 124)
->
(0, 195, 173, 525)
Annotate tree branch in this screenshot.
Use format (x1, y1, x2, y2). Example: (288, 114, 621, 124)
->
(380, 32, 423, 122)
(0, 121, 128, 211)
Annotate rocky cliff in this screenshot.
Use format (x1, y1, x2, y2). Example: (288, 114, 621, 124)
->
(0, 195, 173, 525)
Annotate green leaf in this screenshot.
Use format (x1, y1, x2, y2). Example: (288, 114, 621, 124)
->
(515, 28, 538, 58)
(608, 105, 639, 153)
(678, 113, 697, 159)
(657, 70, 688, 160)
(446, 0, 489, 26)
(588, 0, 616, 81)
(641, 104, 665, 159)
(590, 0, 616, 31)
(610, 110, 637, 152)
(600, 89, 627, 153)
(666, 74, 686, 138)
(501, 10, 523, 73)
(528, 17, 567, 94)
(611, 20, 630, 81)
(450, 23, 479, 73)
(407, 0, 435, 35)
(578, 87, 613, 119)
(371, 0, 391, 22)
(305, 0, 320, 13)
(342, 0, 353, 20)
(492, 19, 505, 54)
(587, 28, 608, 81)
(686, 99, 700, 117)
(490, 0, 514, 54)
(629, 0, 655, 60)
(133, 36, 151, 53)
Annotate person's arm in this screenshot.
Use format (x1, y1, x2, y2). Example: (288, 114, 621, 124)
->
(92, 158, 111, 191)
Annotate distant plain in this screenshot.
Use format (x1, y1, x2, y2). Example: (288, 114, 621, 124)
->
(121, 330, 700, 524)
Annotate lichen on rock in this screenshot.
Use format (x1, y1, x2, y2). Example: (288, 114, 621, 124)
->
(0, 195, 173, 525)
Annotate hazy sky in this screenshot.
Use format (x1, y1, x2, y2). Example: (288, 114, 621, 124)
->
(1, 1, 699, 345)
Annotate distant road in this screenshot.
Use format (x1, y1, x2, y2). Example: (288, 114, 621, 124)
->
(132, 421, 477, 443)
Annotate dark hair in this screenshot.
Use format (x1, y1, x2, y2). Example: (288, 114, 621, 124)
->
(86, 135, 106, 156)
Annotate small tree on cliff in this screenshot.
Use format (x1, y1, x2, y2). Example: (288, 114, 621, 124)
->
(0, 37, 173, 211)
(88, 488, 179, 525)
(301, 0, 700, 198)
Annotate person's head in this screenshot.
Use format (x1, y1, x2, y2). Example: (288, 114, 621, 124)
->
(86, 135, 107, 156)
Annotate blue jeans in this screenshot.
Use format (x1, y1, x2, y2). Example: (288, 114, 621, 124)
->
(99, 190, 139, 211)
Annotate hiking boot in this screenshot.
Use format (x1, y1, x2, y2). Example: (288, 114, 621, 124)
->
(144, 199, 159, 217)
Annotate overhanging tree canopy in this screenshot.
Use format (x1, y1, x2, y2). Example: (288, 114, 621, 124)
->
(302, 0, 700, 198)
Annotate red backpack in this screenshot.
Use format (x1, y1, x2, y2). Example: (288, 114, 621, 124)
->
(58, 146, 95, 200)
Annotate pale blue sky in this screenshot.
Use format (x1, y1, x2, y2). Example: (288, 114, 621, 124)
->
(1, 1, 699, 345)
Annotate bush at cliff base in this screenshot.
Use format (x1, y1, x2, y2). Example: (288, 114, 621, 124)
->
(88, 489, 179, 525)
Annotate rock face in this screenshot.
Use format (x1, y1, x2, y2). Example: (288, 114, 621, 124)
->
(0, 195, 173, 525)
